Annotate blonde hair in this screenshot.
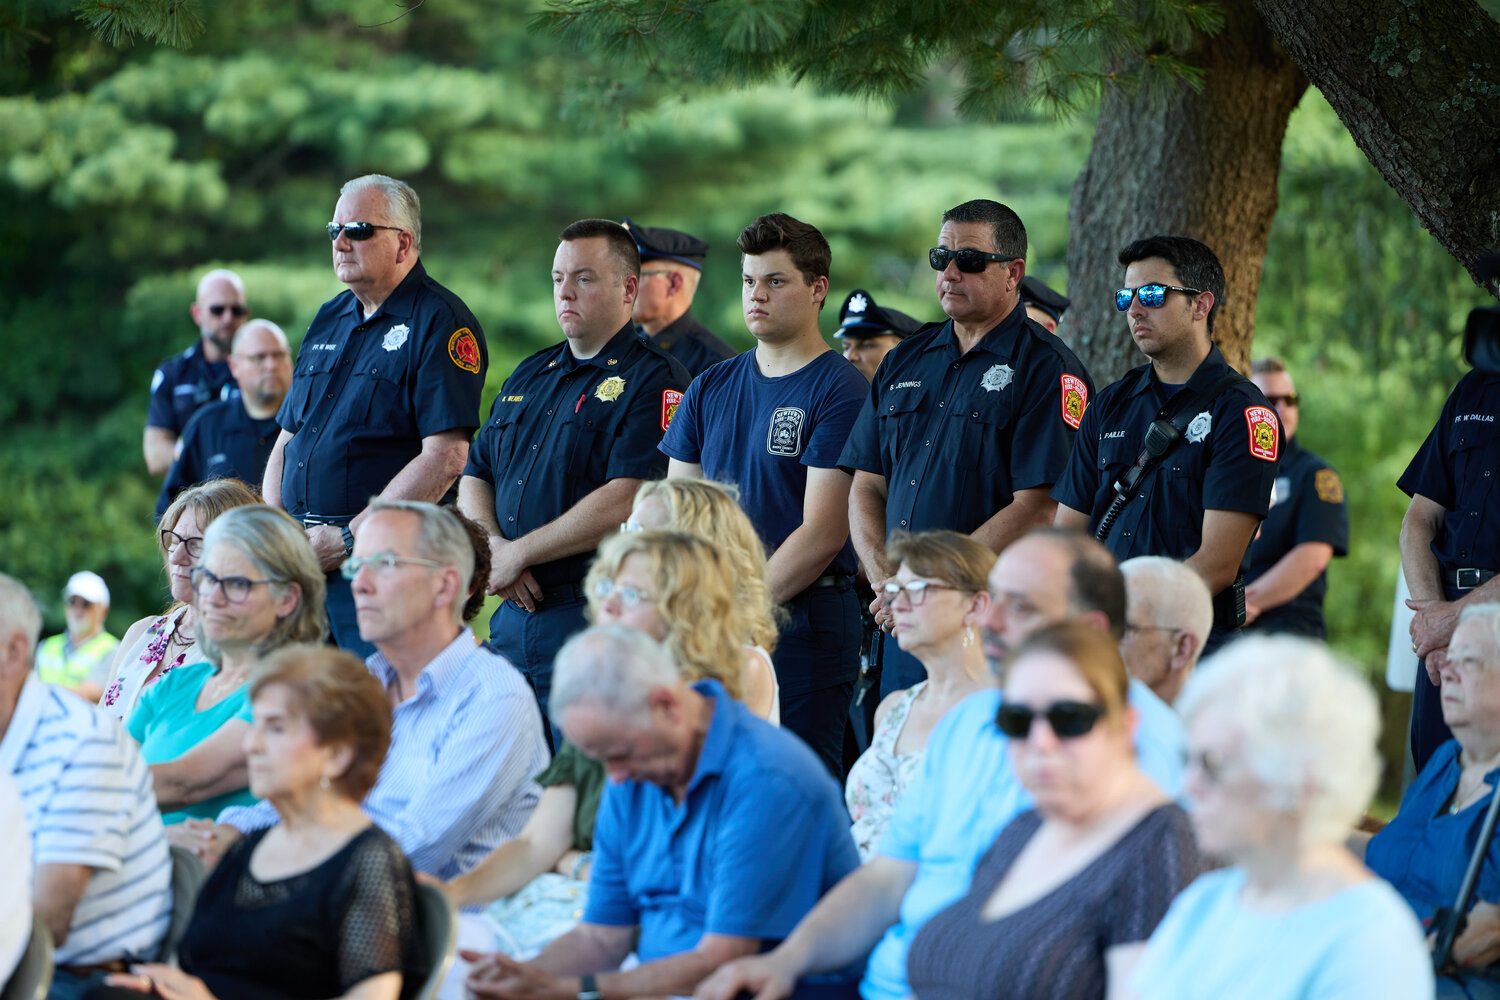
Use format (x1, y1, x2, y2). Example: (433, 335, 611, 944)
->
(632, 478, 779, 652)
(586, 530, 746, 700)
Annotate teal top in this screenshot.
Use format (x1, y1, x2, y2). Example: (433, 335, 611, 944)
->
(127, 660, 257, 824)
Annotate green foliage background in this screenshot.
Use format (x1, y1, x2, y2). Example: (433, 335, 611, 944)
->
(0, 2, 1483, 791)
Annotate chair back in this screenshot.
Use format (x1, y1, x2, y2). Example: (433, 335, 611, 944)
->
(159, 845, 207, 961)
(0, 919, 53, 1000)
(411, 883, 457, 1000)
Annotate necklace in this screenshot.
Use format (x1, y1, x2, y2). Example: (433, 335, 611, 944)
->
(1450, 753, 1500, 814)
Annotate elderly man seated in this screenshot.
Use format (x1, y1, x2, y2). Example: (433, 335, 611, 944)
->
(464, 624, 860, 1000)
(1119, 556, 1214, 706)
(171, 499, 549, 880)
(0, 573, 172, 1000)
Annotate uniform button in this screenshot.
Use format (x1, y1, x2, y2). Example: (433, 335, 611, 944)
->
(971, 411, 979, 418)
(938, 401, 945, 408)
(547, 409, 553, 416)
(1123, 530, 1132, 537)
(297, 462, 304, 468)
(1487, 471, 1493, 477)
(343, 359, 351, 365)
(532, 444, 538, 450)
(508, 516, 515, 523)
(310, 427, 317, 433)
(951, 362, 960, 370)
(910, 479, 917, 485)
(888, 405, 895, 412)
(924, 440, 930, 447)
(326, 392, 334, 399)
(517, 480, 524, 485)
(370, 368, 377, 374)
(900, 520, 908, 527)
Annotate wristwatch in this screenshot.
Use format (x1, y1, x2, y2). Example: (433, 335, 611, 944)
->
(577, 975, 602, 1000)
(340, 524, 355, 557)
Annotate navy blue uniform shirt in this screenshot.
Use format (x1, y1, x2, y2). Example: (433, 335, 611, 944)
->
(1398, 369, 1500, 571)
(1245, 437, 1349, 638)
(839, 304, 1093, 536)
(147, 340, 233, 436)
(467, 323, 691, 588)
(155, 399, 280, 518)
(648, 311, 737, 378)
(277, 260, 487, 520)
(661, 348, 867, 578)
(1052, 345, 1280, 572)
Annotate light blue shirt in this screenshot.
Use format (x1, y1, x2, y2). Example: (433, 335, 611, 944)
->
(220, 630, 549, 879)
(866, 684, 1184, 1000)
(1130, 867, 1434, 999)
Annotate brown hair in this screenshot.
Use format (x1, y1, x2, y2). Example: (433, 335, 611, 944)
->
(249, 644, 391, 801)
(737, 213, 831, 289)
(1010, 621, 1130, 720)
(1250, 356, 1287, 376)
(450, 507, 492, 624)
(886, 530, 994, 595)
(158, 478, 263, 558)
(559, 218, 641, 280)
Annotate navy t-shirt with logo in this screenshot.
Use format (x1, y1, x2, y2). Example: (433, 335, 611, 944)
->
(660, 349, 867, 578)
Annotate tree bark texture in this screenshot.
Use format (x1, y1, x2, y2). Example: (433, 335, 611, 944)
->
(1061, 0, 1307, 383)
(1254, 0, 1500, 295)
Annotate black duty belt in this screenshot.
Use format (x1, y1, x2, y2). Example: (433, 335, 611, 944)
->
(1452, 568, 1498, 590)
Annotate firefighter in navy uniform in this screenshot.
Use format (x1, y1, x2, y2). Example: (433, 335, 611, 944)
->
(625, 218, 736, 377)
(461, 220, 690, 743)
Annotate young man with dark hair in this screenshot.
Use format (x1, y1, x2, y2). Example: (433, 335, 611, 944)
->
(460, 219, 690, 741)
(1052, 234, 1278, 654)
(660, 212, 868, 777)
(839, 198, 1093, 696)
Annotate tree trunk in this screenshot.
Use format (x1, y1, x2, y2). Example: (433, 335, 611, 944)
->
(1254, 0, 1500, 295)
(1061, 0, 1307, 383)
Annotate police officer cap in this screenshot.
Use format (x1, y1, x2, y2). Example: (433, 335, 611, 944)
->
(837, 289, 922, 340)
(622, 218, 709, 271)
(1019, 276, 1072, 322)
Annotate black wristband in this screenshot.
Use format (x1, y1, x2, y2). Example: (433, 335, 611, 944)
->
(578, 975, 602, 1000)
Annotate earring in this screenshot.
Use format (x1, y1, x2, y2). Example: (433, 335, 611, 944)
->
(962, 626, 974, 649)
(319, 775, 331, 791)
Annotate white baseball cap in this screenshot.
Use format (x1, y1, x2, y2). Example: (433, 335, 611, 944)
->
(64, 571, 110, 606)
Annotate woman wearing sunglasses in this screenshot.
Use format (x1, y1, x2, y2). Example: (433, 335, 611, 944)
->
(1129, 636, 1431, 999)
(844, 529, 991, 861)
(126, 504, 326, 823)
(102, 478, 262, 723)
(905, 622, 1204, 1000)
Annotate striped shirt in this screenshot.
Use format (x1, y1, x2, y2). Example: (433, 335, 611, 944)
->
(220, 629, 548, 879)
(1, 678, 172, 965)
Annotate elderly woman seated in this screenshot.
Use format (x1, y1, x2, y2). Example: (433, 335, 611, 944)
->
(1128, 635, 1433, 999)
(903, 622, 1206, 1000)
(93, 645, 425, 1000)
(127, 504, 325, 822)
(1363, 603, 1500, 998)
(844, 529, 991, 861)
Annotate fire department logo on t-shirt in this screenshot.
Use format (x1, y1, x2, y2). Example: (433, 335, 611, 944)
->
(767, 406, 806, 457)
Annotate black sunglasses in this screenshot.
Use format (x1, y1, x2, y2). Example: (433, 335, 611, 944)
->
(1115, 283, 1203, 311)
(207, 304, 249, 317)
(928, 247, 1017, 274)
(326, 222, 405, 242)
(1262, 393, 1300, 407)
(995, 700, 1106, 740)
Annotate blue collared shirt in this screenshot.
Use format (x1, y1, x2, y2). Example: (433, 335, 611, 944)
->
(219, 630, 548, 879)
(584, 680, 860, 961)
(1398, 369, 1500, 572)
(157, 397, 281, 518)
(279, 259, 488, 519)
(865, 684, 1184, 1000)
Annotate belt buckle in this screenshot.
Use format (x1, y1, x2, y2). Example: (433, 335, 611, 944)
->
(1457, 568, 1484, 589)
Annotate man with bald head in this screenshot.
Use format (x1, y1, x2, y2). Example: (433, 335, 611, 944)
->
(1120, 556, 1214, 706)
(156, 319, 292, 516)
(144, 268, 248, 474)
(265, 174, 488, 656)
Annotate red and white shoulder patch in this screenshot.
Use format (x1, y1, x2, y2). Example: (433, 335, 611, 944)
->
(1245, 406, 1279, 462)
(1060, 374, 1088, 430)
(661, 389, 684, 432)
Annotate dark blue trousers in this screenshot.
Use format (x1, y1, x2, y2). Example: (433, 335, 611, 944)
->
(324, 572, 376, 660)
(775, 583, 861, 780)
(487, 596, 589, 751)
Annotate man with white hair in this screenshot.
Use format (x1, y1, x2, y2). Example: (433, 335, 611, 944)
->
(464, 625, 859, 1000)
(144, 268, 248, 474)
(1120, 556, 1214, 705)
(0, 572, 172, 998)
(156, 319, 294, 517)
(264, 174, 488, 656)
(174, 500, 548, 881)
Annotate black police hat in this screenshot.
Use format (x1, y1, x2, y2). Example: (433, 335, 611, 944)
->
(622, 218, 709, 271)
(1019, 276, 1071, 322)
(837, 289, 922, 340)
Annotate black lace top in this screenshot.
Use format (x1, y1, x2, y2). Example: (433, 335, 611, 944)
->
(179, 825, 427, 1000)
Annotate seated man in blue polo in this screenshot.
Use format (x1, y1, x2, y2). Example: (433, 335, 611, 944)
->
(463, 624, 860, 1000)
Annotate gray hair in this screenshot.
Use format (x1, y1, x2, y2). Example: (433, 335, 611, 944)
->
(196, 505, 327, 667)
(231, 318, 288, 353)
(549, 624, 681, 725)
(366, 499, 474, 624)
(340, 174, 422, 253)
(196, 268, 245, 301)
(1120, 556, 1214, 658)
(1178, 635, 1380, 846)
(0, 573, 42, 656)
(1458, 603, 1500, 656)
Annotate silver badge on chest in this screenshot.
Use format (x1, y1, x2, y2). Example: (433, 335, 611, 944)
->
(1185, 410, 1212, 444)
(980, 364, 1014, 392)
(382, 324, 410, 352)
